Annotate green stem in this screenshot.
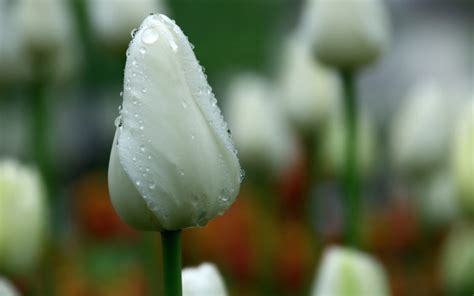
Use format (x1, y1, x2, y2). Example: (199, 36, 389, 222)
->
(161, 230, 182, 296)
(340, 69, 360, 248)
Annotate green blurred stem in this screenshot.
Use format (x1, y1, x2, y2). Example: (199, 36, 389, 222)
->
(340, 69, 360, 248)
(161, 230, 182, 296)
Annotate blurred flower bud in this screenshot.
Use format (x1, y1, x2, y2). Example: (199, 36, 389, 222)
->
(225, 74, 297, 175)
(278, 37, 342, 131)
(311, 246, 389, 296)
(12, 0, 79, 83)
(452, 99, 474, 216)
(303, 0, 390, 68)
(441, 223, 474, 295)
(390, 82, 456, 175)
(0, 159, 47, 274)
(88, 0, 166, 50)
(182, 263, 227, 296)
(0, 277, 20, 296)
(14, 0, 74, 56)
(108, 14, 242, 231)
(320, 110, 376, 178)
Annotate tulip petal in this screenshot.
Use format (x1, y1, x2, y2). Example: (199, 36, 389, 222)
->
(108, 131, 161, 230)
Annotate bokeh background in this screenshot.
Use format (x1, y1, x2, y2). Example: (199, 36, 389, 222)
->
(0, 0, 473, 295)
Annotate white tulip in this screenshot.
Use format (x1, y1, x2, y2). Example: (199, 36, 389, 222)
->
(320, 110, 376, 178)
(0, 159, 47, 274)
(390, 82, 456, 175)
(303, 0, 390, 68)
(441, 223, 474, 294)
(225, 74, 296, 174)
(182, 263, 227, 296)
(108, 14, 242, 231)
(311, 246, 390, 296)
(452, 99, 474, 216)
(13, 0, 74, 55)
(279, 37, 342, 131)
(0, 277, 20, 296)
(12, 0, 79, 83)
(88, 0, 166, 49)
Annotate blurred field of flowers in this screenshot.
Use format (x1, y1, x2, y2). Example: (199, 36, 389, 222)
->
(0, 0, 473, 295)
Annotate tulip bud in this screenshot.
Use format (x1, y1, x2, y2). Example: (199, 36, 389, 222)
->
(12, 0, 79, 83)
(0, 277, 20, 296)
(390, 82, 456, 176)
(108, 14, 242, 231)
(311, 247, 389, 296)
(452, 99, 474, 216)
(0, 159, 47, 274)
(13, 0, 75, 56)
(320, 110, 376, 178)
(279, 37, 342, 131)
(441, 223, 474, 295)
(182, 263, 227, 296)
(88, 0, 166, 49)
(225, 74, 297, 174)
(303, 0, 390, 68)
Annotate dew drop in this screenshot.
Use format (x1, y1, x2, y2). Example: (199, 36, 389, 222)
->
(140, 47, 146, 55)
(149, 182, 156, 190)
(142, 88, 147, 94)
(140, 145, 146, 152)
(181, 101, 187, 109)
(135, 181, 141, 187)
(191, 134, 195, 140)
(169, 40, 178, 52)
(179, 169, 184, 177)
(139, 125, 144, 131)
(114, 116, 122, 128)
(130, 28, 138, 38)
(147, 155, 152, 160)
(142, 27, 159, 44)
(119, 91, 123, 97)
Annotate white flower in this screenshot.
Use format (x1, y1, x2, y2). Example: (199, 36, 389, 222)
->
(108, 14, 242, 231)
(0, 277, 20, 296)
(303, 0, 390, 68)
(279, 37, 342, 131)
(12, 0, 79, 83)
(452, 99, 474, 216)
(182, 263, 227, 296)
(390, 82, 456, 175)
(320, 109, 376, 178)
(13, 0, 74, 55)
(311, 246, 390, 296)
(0, 159, 47, 274)
(88, 0, 166, 49)
(441, 223, 474, 294)
(225, 73, 296, 174)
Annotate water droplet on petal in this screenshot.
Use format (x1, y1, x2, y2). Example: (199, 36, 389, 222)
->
(142, 27, 159, 44)
(140, 47, 146, 55)
(119, 91, 123, 97)
(114, 116, 122, 127)
(135, 181, 141, 187)
(149, 182, 156, 190)
(131, 28, 138, 38)
(142, 88, 147, 94)
(140, 145, 146, 152)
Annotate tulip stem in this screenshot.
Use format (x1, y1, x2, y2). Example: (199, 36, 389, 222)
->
(161, 230, 182, 296)
(340, 69, 360, 248)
